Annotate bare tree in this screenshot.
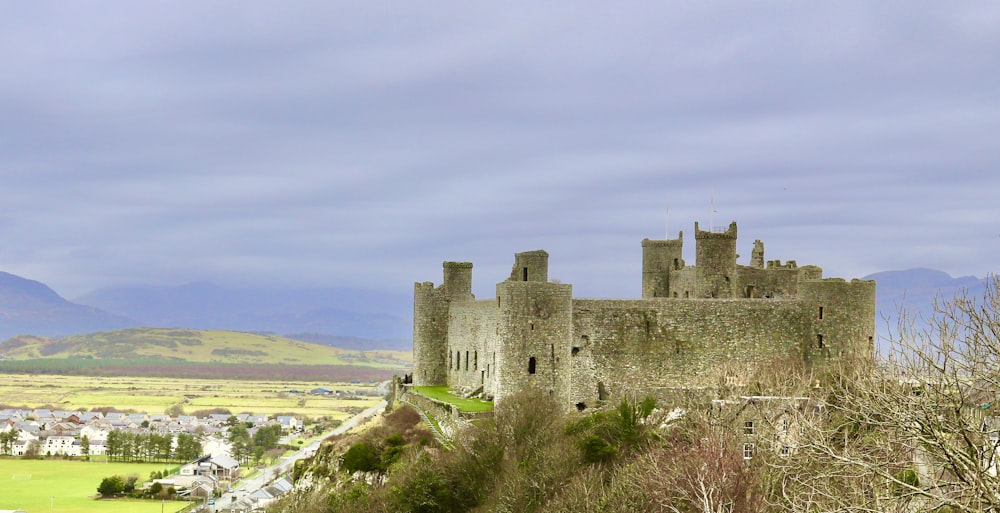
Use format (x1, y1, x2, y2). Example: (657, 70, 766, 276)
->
(770, 275, 1000, 513)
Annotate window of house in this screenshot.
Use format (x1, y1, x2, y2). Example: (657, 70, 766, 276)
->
(781, 418, 789, 433)
(528, 357, 536, 374)
(780, 446, 790, 457)
(743, 443, 754, 460)
(744, 421, 755, 436)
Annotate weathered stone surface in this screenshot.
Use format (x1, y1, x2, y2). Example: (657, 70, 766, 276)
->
(413, 221, 876, 409)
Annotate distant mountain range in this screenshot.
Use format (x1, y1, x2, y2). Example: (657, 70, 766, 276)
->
(0, 268, 991, 353)
(862, 268, 988, 352)
(0, 273, 411, 349)
(0, 272, 135, 339)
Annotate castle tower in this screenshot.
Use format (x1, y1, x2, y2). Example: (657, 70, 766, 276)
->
(509, 250, 549, 282)
(495, 251, 573, 405)
(412, 261, 475, 386)
(694, 221, 738, 298)
(443, 261, 474, 301)
(798, 277, 877, 362)
(641, 233, 684, 298)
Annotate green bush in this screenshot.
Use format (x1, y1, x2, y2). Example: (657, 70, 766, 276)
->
(893, 467, 919, 495)
(342, 441, 382, 473)
(97, 475, 125, 497)
(579, 434, 616, 463)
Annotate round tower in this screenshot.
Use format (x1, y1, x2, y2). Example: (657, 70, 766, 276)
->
(495, 250, 572, 406)
(641, 233, 683, 298)
(694, 221, 738, 298)
(798, 277, 877, 362)
(412, 282, 449, 385)
(443, 261, 474, 301)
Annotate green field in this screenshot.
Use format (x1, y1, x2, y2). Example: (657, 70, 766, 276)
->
(0, 328, 411, 369)
(412, 386, 494, 413)
(0, 459, 189, 513)
(0, 374, 382, 419)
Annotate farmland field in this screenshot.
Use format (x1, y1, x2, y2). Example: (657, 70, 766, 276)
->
(0, 374, 383, 419)
(0, 459, 188, 513)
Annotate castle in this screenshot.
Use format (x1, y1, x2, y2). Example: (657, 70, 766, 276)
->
(412, 221, 875, 410)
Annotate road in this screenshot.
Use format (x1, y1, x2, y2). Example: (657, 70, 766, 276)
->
(209, 399, 388, 512)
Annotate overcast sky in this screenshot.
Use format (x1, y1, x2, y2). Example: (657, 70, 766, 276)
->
(2, 2, 999, 300)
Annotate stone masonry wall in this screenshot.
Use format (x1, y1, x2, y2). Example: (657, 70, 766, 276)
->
(495, 280, 574, 404)
(569, 298, 813, 407)
(446, 299, 500, 393)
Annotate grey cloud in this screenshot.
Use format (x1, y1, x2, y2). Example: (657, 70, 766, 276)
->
(1, 2, 998, 299)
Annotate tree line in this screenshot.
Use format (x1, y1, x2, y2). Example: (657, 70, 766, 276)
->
(104, 430, 202, 463)
(228, 421, 284, 465)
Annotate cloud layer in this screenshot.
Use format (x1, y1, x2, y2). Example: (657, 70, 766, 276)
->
(2, 2, 999, 299)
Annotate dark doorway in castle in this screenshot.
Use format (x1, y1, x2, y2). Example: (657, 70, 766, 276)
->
(745, 285, 755, 298)
(528, 357, 537, 374)
(576, 402, 587, 411)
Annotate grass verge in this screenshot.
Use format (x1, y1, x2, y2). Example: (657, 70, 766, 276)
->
(411, 386, 493, 413)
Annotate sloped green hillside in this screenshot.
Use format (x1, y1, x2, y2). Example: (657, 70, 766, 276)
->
(0, 328, 411, 369)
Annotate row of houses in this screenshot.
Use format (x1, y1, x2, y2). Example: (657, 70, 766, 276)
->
(0, 408, 301, 457)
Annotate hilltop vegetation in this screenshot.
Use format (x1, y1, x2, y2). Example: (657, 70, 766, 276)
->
(0, 328, 411, 381)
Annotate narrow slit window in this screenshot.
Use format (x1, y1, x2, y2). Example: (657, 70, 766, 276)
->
(818, 306, 824, 319)
(817, 334, 824, 349)
(465, 351, 469, 371)
(522, 267, 529, 281)
(473, 351, 478, 370)
(528, 357, 536, 374)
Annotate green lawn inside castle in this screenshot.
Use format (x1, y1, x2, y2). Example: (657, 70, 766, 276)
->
(412, 220, 876, 410)
(412, 386, 494, 413)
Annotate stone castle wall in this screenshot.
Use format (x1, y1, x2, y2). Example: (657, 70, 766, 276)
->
(412, 221, 877, 410)
(446, 299, 500, 392)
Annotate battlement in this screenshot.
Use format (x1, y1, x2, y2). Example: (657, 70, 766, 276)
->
(694, 221, 737, 239)
(641, 233, 683, 248)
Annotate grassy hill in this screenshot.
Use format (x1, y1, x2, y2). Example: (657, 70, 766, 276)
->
(0, 328, 412, 380)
